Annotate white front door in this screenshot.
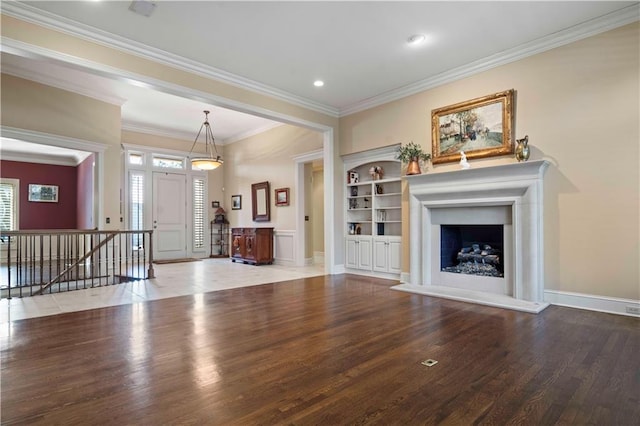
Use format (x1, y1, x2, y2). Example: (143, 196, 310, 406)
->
(153, 172, 187, 260)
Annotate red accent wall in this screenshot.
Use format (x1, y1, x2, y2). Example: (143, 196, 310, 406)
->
(1, 160, 77, 229)
(76, 154, 94, 230)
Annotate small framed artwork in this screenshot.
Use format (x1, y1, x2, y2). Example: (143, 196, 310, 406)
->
(231, 195, 242, 210)
(431, 89, 515, 164)
(275, 187, 290, 206)
(212, 200, 220, 208)
(28, 184, 59, 203)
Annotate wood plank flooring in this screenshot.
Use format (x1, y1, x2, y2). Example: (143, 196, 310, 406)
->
(1, 274, 639, 425)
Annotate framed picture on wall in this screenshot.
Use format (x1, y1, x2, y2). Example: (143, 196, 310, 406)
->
(231, 194, 242, 210)
(275, 188, 289, 206)
(28, 184, 59, 203)
(431, 89, 515, 164)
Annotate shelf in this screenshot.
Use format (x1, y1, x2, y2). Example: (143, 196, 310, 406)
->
(345, 154, 403, 241)
(347, 181, 373, 187)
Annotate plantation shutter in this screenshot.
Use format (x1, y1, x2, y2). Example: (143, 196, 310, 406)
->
(0, 181, 16, 231)
(193, 178, 205, 250)
(129, 172, 144, 248)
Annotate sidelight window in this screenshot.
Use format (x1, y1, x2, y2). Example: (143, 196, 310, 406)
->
(0, 178, 19, 232)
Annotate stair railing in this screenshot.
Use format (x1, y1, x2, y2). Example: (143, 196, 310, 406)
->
(0, 229, 154, 298)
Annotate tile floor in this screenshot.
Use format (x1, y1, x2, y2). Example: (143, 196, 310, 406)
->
(0, 258, 325, 323)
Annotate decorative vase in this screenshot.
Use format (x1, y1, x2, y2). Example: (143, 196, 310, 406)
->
(515, 135, 530, 162)
(406, 158, 422, 175)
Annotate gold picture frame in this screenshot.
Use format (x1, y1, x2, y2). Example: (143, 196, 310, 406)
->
(431, 89, 515, 164)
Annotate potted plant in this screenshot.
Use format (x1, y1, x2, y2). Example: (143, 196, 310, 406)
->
(395, 142, 431, 175)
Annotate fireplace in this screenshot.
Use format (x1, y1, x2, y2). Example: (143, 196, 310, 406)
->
(392, 161, 550, 313)
(440, 225, 504, 277)
(430, 205, 512, 296)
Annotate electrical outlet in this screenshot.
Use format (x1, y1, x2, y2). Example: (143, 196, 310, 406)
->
(625, 306, 640, 315)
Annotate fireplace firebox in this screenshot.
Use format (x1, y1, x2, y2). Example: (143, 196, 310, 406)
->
(441, 225, 504, 277)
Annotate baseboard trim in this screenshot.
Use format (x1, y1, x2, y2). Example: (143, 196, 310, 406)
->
(332, 264, 346, 275)
(544, 290, 640, 317)
(344, 268, 401, 282)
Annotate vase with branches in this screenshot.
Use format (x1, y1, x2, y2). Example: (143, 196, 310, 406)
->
(395, 142, 431, 175)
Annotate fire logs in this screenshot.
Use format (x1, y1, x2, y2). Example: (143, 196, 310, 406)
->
(456, 244, 501, 266)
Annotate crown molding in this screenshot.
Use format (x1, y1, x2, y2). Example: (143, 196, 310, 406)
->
(2, 37, 334, 137)
(0, 151, 80, 167)
(121, 142, 191, 159)
(5, 2, 634, 121)
(122, 120, 284, 146)
(224, 122, 284, 145)
(339, 3, 640, 116)
(292, 149, 323, 163)
(1, 2, 340, 118)
(0, 61, 127, 106)
(1, 126, 108, 154)
(121, 122, 195, 143)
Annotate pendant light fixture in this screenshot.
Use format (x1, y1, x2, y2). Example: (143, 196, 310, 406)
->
(188, 110, 223, 170)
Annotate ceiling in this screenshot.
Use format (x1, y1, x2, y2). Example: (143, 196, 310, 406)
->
(1, 1, 638, 159)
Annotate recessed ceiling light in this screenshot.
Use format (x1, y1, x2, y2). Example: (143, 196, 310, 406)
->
(408, 34, 426, 46)
(313, 80, 324, 87)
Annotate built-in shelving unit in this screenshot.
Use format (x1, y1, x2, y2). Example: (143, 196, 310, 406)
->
(343, 145, 402, 277)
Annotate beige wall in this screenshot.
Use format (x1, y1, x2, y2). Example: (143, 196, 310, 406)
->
(1, 74, 122, 229)
(339, 23, 639, 300)
(222, 124, 323, 230)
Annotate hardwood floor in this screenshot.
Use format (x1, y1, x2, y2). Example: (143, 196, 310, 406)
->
(1, 274, 639, 425)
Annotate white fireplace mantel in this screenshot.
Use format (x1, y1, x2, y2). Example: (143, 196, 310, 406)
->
(393, 160, 550, 313)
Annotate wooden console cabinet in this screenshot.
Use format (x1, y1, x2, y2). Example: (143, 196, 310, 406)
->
(231, 227, 274, 265)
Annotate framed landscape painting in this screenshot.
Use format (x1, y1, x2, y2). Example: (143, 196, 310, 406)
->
(275, 188, 289, 206)
(28, 184, 58, 202)
(431, 89, 515, 164)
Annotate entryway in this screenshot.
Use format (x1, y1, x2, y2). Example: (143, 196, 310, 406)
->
(153, 172, 187, 260)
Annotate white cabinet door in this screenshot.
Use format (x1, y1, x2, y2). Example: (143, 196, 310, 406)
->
(345, 237, 358, 269)
(357, 237, 372, 270)
(346, 237, 373, 271)
(372, 236, 402, 273)
(388, 237, 402, 274)
(372, 238, 389, 272)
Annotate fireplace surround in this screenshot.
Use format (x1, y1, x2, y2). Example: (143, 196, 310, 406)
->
(392, 160, 550, 313)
